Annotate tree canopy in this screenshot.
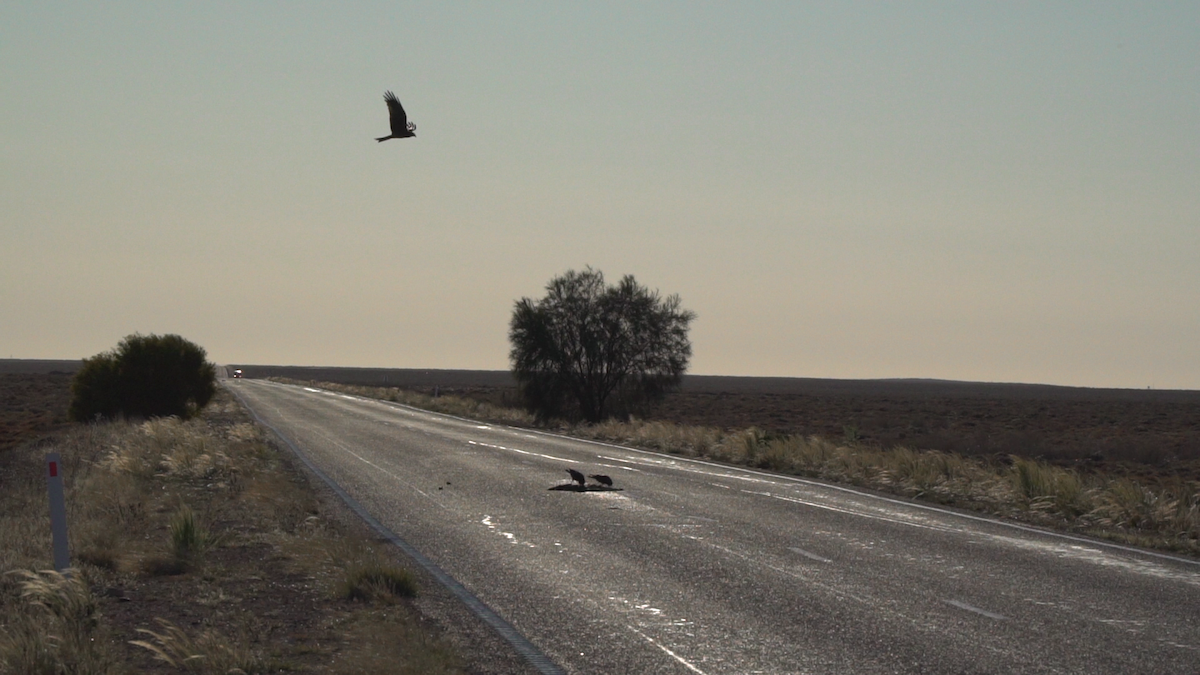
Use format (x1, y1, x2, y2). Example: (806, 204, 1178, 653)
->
(509, 268, 695, 423)
(69, 333, 216, 422)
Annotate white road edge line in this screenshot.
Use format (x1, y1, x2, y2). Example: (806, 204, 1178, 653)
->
(765, 492, 955, 533)
(228, 382, 567, 675)
(273, 380, 1200, 568)
(943, 599, 1006, 620)
(789, 547, 833, 564)
(627, 626, 709, 675)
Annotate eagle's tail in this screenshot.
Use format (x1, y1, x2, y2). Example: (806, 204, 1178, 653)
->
(375, 136, 391, 142)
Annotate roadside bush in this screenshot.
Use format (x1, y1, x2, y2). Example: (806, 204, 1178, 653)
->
(69, 334, 216, 422)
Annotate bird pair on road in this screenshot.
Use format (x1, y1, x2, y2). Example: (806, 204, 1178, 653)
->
(567, 468, 613, 488)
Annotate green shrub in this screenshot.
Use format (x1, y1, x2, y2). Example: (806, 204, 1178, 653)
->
(69, 333, 216, 422)
(68, 352, 122, 421)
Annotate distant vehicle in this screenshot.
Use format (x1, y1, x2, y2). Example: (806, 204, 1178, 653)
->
(233, 369, 243, 378)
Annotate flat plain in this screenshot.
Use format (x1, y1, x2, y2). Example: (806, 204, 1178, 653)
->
(230, 364, 1200, 480)
(3, 359, 1199, 672)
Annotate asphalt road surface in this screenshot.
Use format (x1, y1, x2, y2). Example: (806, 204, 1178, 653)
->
(229, 379, 1200, 674)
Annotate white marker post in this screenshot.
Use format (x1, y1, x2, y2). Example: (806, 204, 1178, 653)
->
(45, 452, 70, 574)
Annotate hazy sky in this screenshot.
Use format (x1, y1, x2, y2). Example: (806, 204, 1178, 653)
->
(3, 2, 1197, 389)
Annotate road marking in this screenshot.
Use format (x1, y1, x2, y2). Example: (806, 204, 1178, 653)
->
(944, 599, 1006, 620)
(481, 515, 534, 547)
(627, 626, 708, 675)
(478, 419, 1200, 568)
(764, 492, 957, 534)
(597, 455, 776, 485)
(312, 434, 436, 499)
(282, 381, 1200, 570)
(789, 547, 833, 564)
(468, 440, 568, 463)
(229, 384, 567, 675)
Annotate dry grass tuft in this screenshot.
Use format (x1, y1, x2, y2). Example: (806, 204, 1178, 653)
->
(169, 504, 215, 562)
(330, 612, 464, 675)
(337, 563, 419, 602)
(575, 418, 1200, 553)
(0, 568, 116, 675)
(1, 387, 465, 674)
(129, 617, 266, 674)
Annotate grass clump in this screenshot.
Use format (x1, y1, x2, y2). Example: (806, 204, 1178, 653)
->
(1011, 457, 1090, 516)
(0, 568, 116, 675)
(325, 538, 419, 603)
(130, 617, 267, 674)
(169, 505, 213, 561)
(337, 563, 418, 602)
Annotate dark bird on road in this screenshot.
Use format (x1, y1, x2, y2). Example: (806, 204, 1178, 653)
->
(376, 90, 416, 142)
(590, 474, 613, 487)
(566, 468, 586, 487)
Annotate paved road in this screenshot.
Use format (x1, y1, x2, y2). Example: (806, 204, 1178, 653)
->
(229, 379, 1200, 674)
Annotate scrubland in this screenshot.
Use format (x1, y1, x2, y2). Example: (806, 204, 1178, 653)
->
(0, 389, 463, 674)
(4, 369, 1195, 672)
(293, 379, 1200, 558)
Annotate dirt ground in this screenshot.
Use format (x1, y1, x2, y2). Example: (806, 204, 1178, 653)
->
(0, 371, 74, 454)
(652, 385, 1200, 472)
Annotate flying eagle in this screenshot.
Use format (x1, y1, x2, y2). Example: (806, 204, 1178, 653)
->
(376, 91, 416, 142)
(566, 468, 586, 487)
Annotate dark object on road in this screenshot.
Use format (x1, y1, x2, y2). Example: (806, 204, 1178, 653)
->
(376, 90, 416, 142)
(548, 482, 622, 492)
(551, 469, 623, 492)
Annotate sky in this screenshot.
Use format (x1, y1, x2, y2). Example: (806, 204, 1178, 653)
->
(2, 2, 1197, 389)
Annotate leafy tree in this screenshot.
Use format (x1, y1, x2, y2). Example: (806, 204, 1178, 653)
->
(69, 334, 216, 421)
(509, 268, 696, 423)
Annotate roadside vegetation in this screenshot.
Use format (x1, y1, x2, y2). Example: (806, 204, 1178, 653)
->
(509, 267, 695, 422)
(70, 333, 216, 422)
(285, 379, 1200, 558)
(0, 388, 464, 674)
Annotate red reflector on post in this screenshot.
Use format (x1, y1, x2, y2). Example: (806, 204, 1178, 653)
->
(49, 462, 58, 478)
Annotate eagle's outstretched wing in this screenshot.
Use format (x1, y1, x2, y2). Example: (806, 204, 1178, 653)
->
(384, 90, 408, 135)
